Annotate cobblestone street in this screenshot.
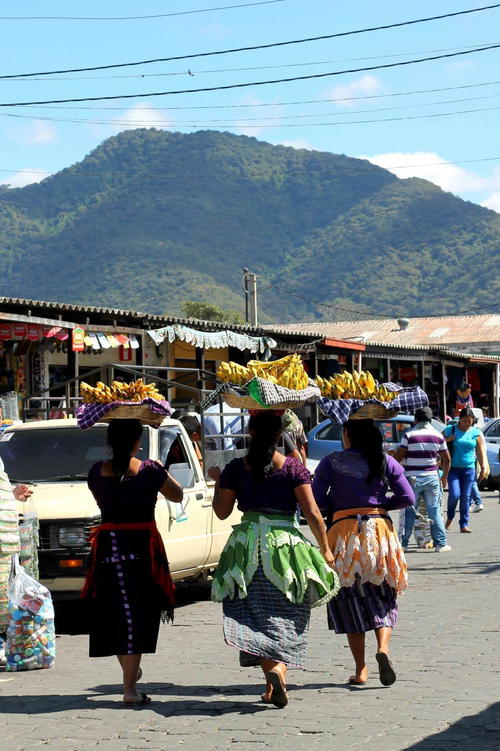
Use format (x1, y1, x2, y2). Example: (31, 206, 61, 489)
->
(1, 492, 499, 751)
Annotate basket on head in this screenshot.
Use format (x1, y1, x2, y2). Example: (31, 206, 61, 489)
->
(98, 403, 167, 427)
(349, 403, 398, 420)
(223, 392, 302, 411)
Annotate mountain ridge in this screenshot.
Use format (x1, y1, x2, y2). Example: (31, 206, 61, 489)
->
(1, 128, 498, 321)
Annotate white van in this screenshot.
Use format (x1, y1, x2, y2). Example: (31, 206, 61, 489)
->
(0, 418, 240, 598)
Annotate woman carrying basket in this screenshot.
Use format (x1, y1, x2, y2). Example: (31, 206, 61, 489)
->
(312, 418, 415, 687)
(83, 419, 183, 706)
(209, 411, 339, 708)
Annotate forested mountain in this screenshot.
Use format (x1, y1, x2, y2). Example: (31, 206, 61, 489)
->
(1, 129, 498, 321)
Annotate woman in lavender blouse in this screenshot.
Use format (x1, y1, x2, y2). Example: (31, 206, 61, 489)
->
(312, 418, 415, 687)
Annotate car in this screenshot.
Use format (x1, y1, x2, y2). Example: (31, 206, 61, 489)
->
(482, 417, 500, 445)
(484, 442, 500, 489)
(0, 417, 241, 600)
(306, 413, 445, 462)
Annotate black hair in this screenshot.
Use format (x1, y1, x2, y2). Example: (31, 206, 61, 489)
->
(107, 419, 143, 481)
(179, 414, 201, 437)
(246, 413, 282, 481)
(459, 407, 477, 424)
(344, 419, 387, 484)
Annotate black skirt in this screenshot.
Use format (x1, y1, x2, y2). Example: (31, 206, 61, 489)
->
(88, 529, 162, 658)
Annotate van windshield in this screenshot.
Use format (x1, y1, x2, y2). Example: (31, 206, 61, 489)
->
(0, 426, 150, 483)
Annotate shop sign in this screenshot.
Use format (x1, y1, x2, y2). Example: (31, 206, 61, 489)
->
(119, 345, 133, 362)
(12, 323, 27, 339)
(27, 324, 41, 341)
(71, 327, 85, 352)
(0, 323, 12, 340)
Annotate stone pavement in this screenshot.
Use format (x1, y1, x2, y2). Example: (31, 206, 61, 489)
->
(1, 491, 499, 751)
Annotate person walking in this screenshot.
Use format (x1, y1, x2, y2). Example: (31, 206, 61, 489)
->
(209, 411, 339, 709)
(312, 418, 415, 687)
(83, 419, 183, 706)
(443, 407, 489, 533)
(394, 407, 451, 553)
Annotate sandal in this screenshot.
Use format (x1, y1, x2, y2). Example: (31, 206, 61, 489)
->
(348, 676, 367, 686)
(375, 652, 396, 686)
(123, 692, 151, 707)
(265, 668, 288, 709)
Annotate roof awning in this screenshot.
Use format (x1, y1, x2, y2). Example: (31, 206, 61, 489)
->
(322, 337, 366, 351)
(148, 324, 276, 354)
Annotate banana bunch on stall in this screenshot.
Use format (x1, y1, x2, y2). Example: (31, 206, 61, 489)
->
(217, 353, 309, 390)
(80, 379, 164, 404)
(315, 370, 398, 402)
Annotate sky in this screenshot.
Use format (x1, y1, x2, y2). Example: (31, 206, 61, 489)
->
(1, 0, 500, 212)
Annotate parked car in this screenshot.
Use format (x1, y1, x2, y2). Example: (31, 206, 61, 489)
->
(0, 417, 240, 600)
(482, 417, 500, 445)
(484, 442, 500, 489)
(307, 413, 445, 462)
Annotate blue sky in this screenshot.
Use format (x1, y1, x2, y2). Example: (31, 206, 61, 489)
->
(1, 0, 500, 211)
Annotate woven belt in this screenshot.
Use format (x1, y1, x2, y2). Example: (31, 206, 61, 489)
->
(330, 512, 391, 534)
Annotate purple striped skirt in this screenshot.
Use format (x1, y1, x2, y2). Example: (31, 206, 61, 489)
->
(327, 576, 398, 634)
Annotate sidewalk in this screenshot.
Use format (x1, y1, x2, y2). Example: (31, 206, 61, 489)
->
(1, 492, 499, 751)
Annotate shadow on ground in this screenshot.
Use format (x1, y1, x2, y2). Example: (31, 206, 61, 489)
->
(402, 702, 500, 750)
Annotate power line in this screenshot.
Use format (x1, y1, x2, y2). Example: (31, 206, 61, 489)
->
(260, 279, 500, 319)
(5, 41, 497, 82)
(2, 4, 499, 80)
(2, 44, 500, 107)
(1, 156, 499, 181)
(0, 1, 285, 21)
(17, 78, 500, 112)
(4, 92, 499, 127)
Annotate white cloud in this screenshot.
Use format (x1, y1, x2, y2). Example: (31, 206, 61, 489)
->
(111, 102, 172, 132)
(9, 120, 57, 145)
(0, 168, 51, 189)
(481, 192, 500, 213)
(326, 75, 384, 108)
(358, 151, 500, 195)
(278, 139, 317, 151)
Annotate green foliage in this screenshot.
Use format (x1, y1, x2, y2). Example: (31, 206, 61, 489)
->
(181, 301, 245, 325)
(0, 129, 498, 321)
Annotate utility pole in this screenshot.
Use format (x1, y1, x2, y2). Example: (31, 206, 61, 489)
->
(241, 268, 258, 326)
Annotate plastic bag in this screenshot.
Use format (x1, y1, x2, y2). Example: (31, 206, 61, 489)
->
(18, 498, 39, 579)
(5, 556, 55, 671)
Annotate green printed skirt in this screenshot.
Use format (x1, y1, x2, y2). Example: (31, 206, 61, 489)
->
(212, 512, 339, 667)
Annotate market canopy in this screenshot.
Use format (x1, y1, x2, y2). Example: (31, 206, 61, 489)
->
(147, 324, 276, 354)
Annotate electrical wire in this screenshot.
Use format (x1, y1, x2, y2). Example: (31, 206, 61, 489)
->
(1, 156, 499, 181)
(0, 1, 285, 21)
(2, 44, 499, 107)
(259, 279, 500, 319)
(2, 4, 499, 79)
(5, 41, 498, 82)
(3, 92, 500, 127)
(17, 78, 500, 112)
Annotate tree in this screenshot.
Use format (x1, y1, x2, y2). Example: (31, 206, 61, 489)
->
(181, 301, 245, 325)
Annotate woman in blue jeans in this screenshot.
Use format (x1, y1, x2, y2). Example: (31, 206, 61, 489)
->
(443, 408, 488, 533)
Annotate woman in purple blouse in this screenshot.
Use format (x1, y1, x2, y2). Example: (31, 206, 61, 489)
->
(312, 418, 414, 687)
(210, 412, 339, 708)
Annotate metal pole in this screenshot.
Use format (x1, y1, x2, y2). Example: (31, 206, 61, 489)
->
(441, 362, 447, 422)
(242, 267, 249, 324)
(248, 273, 258, 326)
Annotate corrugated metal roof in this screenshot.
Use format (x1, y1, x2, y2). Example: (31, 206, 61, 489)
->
(0, 296, 319, 340)
(266, 314, 500, 347)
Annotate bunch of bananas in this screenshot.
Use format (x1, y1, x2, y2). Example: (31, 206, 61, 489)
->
(217, 353, 309, 391)
(80, 379, 164, 404)
(315, 371, 398, 402)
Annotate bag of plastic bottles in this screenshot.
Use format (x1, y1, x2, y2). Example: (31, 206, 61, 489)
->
(5, 556, 55, 671)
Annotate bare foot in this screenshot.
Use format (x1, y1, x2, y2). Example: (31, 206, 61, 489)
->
(349, 666, 368, 685)
(123, 690, 151, 705)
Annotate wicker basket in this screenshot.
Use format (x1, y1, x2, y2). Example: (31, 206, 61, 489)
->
(223, 392, 303, 411)
(349, 403, 398, 420)
(99, 403, 167, 427)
